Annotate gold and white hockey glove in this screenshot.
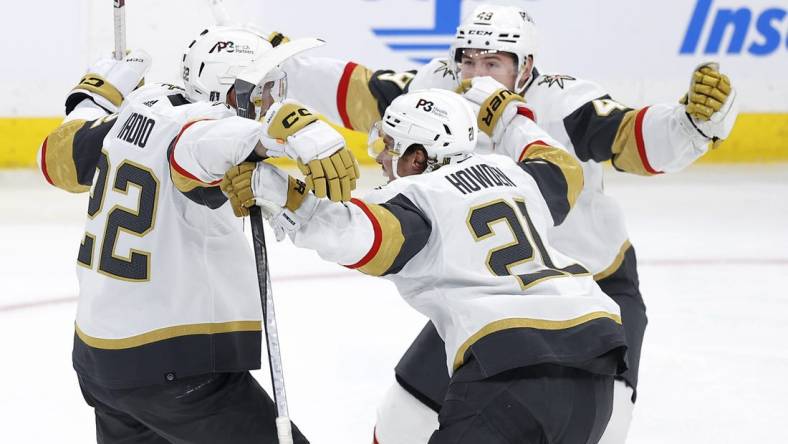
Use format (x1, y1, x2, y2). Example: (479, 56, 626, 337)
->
(221, 162, 317, 240)
(460, 76, 526, 144)
(259, 100, 359, 202)
(65, 49, 152, 114)
(681, 62, 738, 147)
(222, 161, 309, 216)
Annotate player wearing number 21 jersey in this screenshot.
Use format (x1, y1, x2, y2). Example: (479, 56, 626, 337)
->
(222, 89, 628, 443)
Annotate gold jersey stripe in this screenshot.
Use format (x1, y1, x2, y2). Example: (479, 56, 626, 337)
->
(353, 201, 406, 276)
(43, 119, 90, 193)
(522, 144, 584, 209)
(170, 166, 213, 192)
(76, 320, 262, 350)
(594, 239, 632, 281)
(339, 63, 382, 133)
(610, 108, 658, 176)
(453, 311, 623, 370)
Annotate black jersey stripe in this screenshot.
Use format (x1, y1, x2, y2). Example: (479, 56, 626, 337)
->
(454, 313, 627, 378)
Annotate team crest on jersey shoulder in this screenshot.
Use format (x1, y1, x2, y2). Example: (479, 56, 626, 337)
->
(433, 60, 456, 81)
(537, 74, 576, 89)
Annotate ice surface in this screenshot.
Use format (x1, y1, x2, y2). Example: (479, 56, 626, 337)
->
(1, 164, 787, 443)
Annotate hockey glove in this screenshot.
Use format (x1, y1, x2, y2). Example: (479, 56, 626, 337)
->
(259, 100, 359, 202)
(461, 76, 527, 144)
(681, 62, 738, 148)
(221, 162, 316, 240)
(65, 49, 152, 114)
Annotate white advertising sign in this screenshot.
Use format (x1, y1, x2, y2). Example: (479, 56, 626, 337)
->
(1, 0, 785, 115)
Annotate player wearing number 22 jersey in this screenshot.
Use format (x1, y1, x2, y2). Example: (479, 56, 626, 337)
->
(37, 25, 315, 444)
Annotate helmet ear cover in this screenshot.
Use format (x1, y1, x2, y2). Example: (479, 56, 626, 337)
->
(400, 144, 429, 174)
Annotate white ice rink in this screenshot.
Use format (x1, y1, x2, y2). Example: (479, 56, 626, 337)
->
(2, 164, 787, 443)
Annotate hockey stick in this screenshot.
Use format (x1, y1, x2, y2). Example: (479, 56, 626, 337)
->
(249, 206, 293, 444)
(113, 0, 126, 60)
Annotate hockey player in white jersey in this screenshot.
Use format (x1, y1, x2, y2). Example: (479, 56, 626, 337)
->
(37, 26, 358, 443)
(222, 88, 628, 444)
(264, 4, 739, 442)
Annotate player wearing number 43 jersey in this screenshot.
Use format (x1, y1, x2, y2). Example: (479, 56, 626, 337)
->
(269, 3, 739, 442)
(222, 88, 628, 444)
(34, 25, 365, 443)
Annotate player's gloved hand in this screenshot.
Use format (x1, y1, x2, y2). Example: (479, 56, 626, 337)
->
(680, 62, 738, 148)
(460, 76, 527, 144)
(220, 163, 256, 218)
(221, 161, 316, 240)
(65, 49, 152, 114)
(258, 100, 359, 202)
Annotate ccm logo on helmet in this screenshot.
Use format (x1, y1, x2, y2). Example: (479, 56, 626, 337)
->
(481, 90, 517, 127)
(467, 30, 493, 36)
(282, 108, 313, 129)
(415, 99, 435, 112)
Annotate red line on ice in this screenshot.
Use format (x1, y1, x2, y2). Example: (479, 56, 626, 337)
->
(2, 259, 787, 313)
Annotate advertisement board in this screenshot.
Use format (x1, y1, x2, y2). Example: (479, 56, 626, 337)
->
(0, 0, 785, 165)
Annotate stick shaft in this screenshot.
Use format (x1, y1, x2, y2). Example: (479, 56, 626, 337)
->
(249, 207, 293, 443)
(113, 0, 126, 60)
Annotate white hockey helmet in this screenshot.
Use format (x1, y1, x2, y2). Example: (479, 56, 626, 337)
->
(181, 26, 285, 105)
(450, 4, 538, 91)
(369, 89, 477, 172)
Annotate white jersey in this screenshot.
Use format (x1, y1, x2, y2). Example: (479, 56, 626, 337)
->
(40, 83, 266, 388)
(284, 55, 709, 277)
(291, 153, 627, 377)
(409, 59, 711, 274)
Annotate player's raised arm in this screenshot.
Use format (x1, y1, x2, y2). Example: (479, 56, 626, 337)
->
(271, 32, 417, 133)
(461, 76, 583, 226)
(167, 113, 260, 209)
(562, 63, 737, 175)
(39, 50, 151, 193)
